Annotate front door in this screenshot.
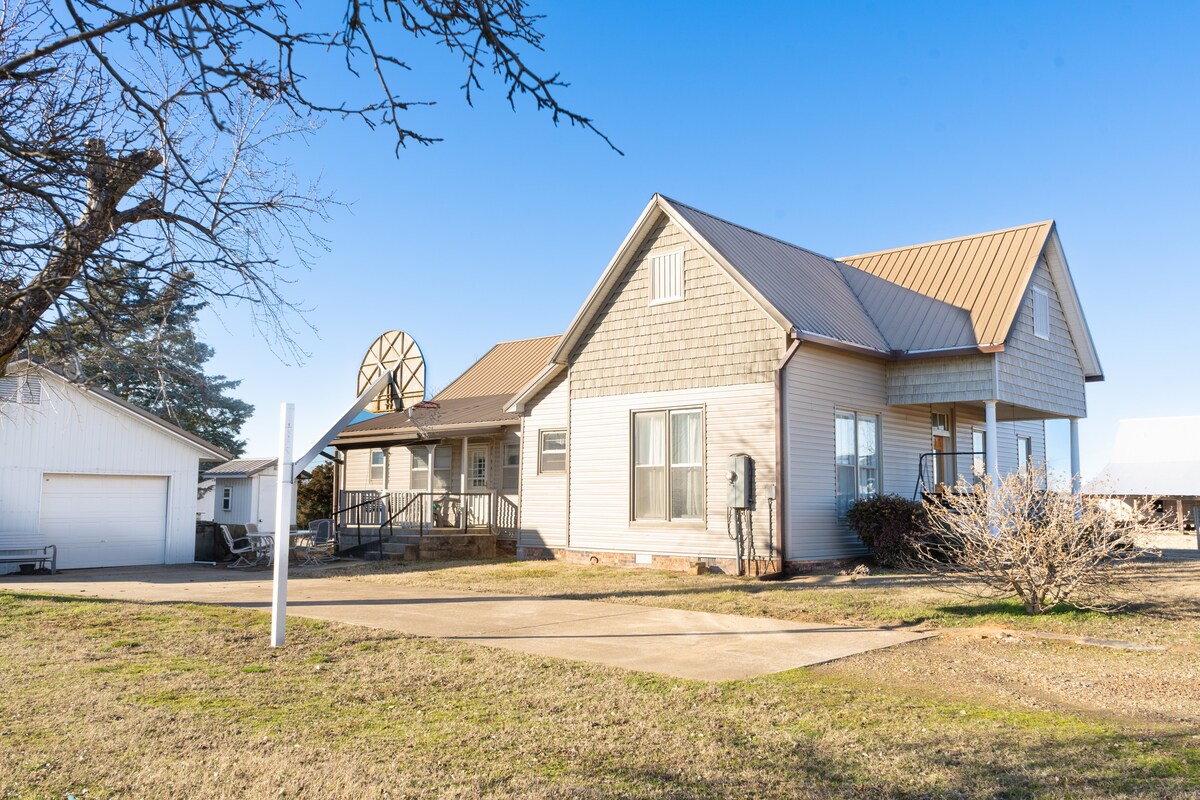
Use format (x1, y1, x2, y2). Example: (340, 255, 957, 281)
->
(467, 445, 489, 526)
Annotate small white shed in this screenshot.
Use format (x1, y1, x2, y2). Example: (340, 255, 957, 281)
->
(203, 458, 299, 533)
(0, 364, 232, 570)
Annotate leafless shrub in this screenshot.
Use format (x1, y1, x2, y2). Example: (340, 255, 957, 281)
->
(915, 467, 1172, 614)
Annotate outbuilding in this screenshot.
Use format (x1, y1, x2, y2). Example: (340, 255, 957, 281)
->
(0, 363, 231, 570)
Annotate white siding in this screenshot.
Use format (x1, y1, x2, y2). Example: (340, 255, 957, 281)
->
(568, 383, 776, 559)
(0, 370, 212, 566)
(519, 372, 569, 549)
(784, 345, 930, 560)
(212, 477, 253, 525)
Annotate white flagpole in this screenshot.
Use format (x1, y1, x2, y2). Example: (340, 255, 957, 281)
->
(271, 403, 295, 647)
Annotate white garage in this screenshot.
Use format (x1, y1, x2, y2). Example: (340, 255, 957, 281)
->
(40, 474, 170, 569)
(1, 364, 231, 571)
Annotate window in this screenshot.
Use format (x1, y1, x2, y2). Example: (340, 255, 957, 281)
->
(539, 430, 566, 474)
(221, 486, 232, 512)
(502, 443, 520, 492)
(410, 447, 452, 491)
(1032, 287, 1050, 339)
(1017, 436, 1033, 474)
(835, 411, 880, 517)
(0, 374, 40, 405)
(971, 428, 987, 480)
(410, 450, 429, 489)
(369, 449, 386, 484)
(649, 248, 684, 304)
(632, 408, 703, 521)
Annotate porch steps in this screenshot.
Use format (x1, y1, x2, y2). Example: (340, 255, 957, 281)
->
(373, 530, 498, 562)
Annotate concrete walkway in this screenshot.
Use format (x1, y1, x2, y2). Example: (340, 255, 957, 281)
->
(1, 565, 931, 681)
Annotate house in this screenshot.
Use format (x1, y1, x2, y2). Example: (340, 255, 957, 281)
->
(329, 335, 559, 554)
(1087, 417, 1200, 532)
(202, 458, 304, 533)
(0, 363, 231, 570)
(509, 195, 1101, 571)
(334, 195, 1102, 572)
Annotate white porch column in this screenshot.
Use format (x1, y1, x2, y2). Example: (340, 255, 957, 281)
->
(1069, 418, 1081, 494)
(984, 400, 1000, 485)
(460, 436, 470, 531)
(425, 443, 436, 530)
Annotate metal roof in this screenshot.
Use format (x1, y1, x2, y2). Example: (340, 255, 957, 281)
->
(1088, 417, 1200, 497)
(841, 221, 1055, 348)
(203, 458, 276, 478)
(336, 335, 559, 443)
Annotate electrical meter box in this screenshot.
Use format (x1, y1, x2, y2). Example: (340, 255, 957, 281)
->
(726, 453, 754, 509)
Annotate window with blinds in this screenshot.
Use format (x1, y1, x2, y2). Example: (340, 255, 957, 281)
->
(649, 249, 684, 304)
(1032, 288, 1050, 339)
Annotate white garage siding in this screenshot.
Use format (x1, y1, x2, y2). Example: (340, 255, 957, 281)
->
(40, 474, 169, 568)
(0, 369, 223, 568)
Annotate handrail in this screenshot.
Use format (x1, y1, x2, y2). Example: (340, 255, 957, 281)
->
(333, 491, 388, 551)
(378, 493, 425, 559)
(914, 451, 985, 500)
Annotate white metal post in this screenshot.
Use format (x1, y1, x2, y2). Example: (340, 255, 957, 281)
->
(271, 403, 295, 647)
(1069, 417, 1081, 494)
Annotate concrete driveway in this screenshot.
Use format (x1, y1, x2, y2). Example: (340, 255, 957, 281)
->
(1, 565, 931, 681)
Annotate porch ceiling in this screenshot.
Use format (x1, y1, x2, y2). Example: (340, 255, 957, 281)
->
(891, 400, 1075, 422)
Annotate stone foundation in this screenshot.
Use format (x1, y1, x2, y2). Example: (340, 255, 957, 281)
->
(517, 545, 789, 576)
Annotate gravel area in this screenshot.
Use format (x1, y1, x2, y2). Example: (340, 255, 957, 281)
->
(817, 629, 1200, 727)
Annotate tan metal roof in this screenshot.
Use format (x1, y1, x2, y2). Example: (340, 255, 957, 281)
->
(841, 221, 1054, 348)
(336, 335, 560, 442)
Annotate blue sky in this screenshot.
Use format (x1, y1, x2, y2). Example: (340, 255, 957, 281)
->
(198, 0, 1199, 479)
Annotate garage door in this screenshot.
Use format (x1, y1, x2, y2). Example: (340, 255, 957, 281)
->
(40, 474, 169, 569)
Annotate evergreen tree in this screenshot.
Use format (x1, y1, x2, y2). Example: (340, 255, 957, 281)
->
(28, 263, 252, 456)
(296, 462, 334, 528)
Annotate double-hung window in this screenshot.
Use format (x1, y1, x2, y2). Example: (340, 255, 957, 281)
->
(411, 448, 452, 491)
(835, 411, 880, 517)
(502, 443, 520, 492)
(539, 430, 566, 474)
(1017, 436, 1033, 474)
(221, 486, 232, 512)
(369, 449, 386, 484)
(632, 408, 703, 521)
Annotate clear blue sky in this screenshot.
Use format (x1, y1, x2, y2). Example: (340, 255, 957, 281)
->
(198, 0, 1199, 480)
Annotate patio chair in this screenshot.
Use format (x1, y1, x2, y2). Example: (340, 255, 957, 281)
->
(220, 525, 259, 568)
(297, 519, 337, 566)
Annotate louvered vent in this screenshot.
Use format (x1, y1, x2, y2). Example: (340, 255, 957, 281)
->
(649, 249, 684, 304)
(0, 374, 41, 405)
(1032, 288, 1050, 340)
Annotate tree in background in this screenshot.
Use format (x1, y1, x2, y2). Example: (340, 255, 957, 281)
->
(0, 0, 614, 377)
(295, 462, 334, 528)
(28, 261, 252, 455)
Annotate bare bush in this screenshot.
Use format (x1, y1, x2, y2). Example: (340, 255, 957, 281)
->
(916, 467, 1173, 614)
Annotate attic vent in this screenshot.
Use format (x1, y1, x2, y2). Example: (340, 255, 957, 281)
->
(0, 374, 41, 405)
(649, 248, 684, 304)
(1032, 288, 1050, 340)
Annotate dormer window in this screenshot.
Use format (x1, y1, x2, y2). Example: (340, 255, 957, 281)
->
(649, 248, 684, 304)
(1032, 288, 1050, 339)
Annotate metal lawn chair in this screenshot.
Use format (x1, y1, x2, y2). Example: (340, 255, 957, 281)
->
(298, 519, 337, 566)
(220, 525, 259, 568)
(243, 523, 273, 565)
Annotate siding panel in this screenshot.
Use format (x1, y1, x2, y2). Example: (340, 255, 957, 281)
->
(519, 373, 569, 549)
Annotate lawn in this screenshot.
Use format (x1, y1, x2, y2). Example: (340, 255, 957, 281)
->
(1, 591, 1197, 799)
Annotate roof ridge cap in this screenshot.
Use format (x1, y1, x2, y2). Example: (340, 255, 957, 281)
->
(659, 195, 843, 264)
(840, 220, 1055, 261)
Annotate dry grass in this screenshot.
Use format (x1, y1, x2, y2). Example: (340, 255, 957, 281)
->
(326, 556, 1200, 647)
(1, 591, 1198, 799)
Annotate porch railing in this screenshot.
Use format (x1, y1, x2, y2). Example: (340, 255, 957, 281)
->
(914, 451, 985, 500)
(335, 490, 518, 549)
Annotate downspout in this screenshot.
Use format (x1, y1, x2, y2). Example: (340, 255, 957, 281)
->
(762, 334, 802, 580)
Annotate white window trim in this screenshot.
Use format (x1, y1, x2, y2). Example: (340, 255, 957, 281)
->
(1032, 287, 1050, 340)
(648, 247, 686, 306)
(538, 429, 567, 475)
(368, 448, 386, 485)
(1017, 435, 1033, 474)
(630, 406, 706, 524)
(502, 443, 520, 492)
(221, 486, 232, 512)
(834, 409, 882, 517)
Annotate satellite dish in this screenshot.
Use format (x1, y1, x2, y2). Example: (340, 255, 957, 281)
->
(358, 330, 426, 414)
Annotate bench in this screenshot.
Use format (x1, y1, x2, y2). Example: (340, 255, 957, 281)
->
(0, 534, 57, 575)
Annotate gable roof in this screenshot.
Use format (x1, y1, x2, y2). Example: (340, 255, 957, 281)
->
(840, 221, 1054, 349)
(550, 195, 1101, 379)
(203, 458, 277, 478)
(8, 362, 232, 461)
(335, 335, 560, 444)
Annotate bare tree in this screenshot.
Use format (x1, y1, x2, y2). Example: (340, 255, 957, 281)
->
(0, 0, 613, 376)
(916, 467, 1172, 614)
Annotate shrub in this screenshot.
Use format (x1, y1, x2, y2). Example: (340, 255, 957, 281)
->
(846, 494, 930, 567)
